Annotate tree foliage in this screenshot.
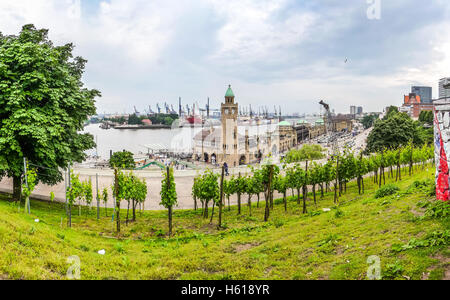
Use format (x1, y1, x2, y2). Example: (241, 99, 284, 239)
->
(109, 151, 135, 170)
(361, 114, 379, 129)
(366, 112, 418, 153)
(284, 144, 325, 163)
(0, 24, 100, 200)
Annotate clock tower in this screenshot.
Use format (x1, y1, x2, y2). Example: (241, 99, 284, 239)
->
(221, 85, 239, 167)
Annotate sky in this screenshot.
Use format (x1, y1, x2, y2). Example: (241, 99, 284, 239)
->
(1, 0, 450, 115)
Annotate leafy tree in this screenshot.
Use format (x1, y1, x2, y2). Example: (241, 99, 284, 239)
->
(383, 106, 399, 120)
(66, 171, 83, 227)
(149, 113, 179, 126)
(284, 144, 325, 163)
(223, 178, 236, 211)
(195, 170, 219, 219)
(366, 112, 416, 152)
(83, 177, 93, 216)
(274, 174, 288, 211)
(0, 24, 100, 201)
(234, 173, 247, 215)
(22, 165, 37, 214)
(127, 113, 142, 125)
(109, 151, 135, 169)
(361, 114, 379, 129)
(286, 164, 308, 213)
(160, 167, 177, 237)
(243, 175, 260, 216)
(260, 164, 278, 221)
(308, 163, 323, 206)
(102, 187, 108, 217)
(418, 110, 433, 125)
(50, 191, 55, 203)
(355, 154, 368, 194)
(132, 178, 147, 221)
(260, 164, 280, 213)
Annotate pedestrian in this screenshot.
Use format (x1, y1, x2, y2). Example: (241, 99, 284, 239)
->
(224, 162, 229, 176)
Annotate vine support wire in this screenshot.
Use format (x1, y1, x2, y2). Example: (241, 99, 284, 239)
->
(96, 173, 99, 220)
(23, 157, 30, 214)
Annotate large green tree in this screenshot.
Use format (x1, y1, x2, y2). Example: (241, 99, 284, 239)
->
(0, 25, 100, 201)
(366, 112, 417, 153)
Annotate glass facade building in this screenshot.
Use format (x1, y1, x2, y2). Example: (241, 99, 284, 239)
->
(411, 86, 432, 103)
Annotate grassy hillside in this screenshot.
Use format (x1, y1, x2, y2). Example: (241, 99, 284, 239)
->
(0, 165, 448, 280)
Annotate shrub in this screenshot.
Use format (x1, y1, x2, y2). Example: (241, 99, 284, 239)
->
(423, 201, 450, 219)
(375, 184, 399, 199)
(383, 261, 404, 280)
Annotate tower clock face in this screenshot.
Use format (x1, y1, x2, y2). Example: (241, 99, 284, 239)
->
(232, 108, 236, 114)
(224, 108, 229, 115)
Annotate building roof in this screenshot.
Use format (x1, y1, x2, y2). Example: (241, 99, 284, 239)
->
(225, 85, 235, 97)
(315, 118, 324, 124)
(278, 121, 291, 126)
(297, 119, 309, 125)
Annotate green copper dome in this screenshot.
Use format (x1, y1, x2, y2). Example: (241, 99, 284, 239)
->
(297, 119, 309, 125)
(315, 118, 324, 125)
(278, 121, 291, 126)
(225, 85, 235, 97)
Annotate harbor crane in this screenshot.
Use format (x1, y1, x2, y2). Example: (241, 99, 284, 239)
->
(319, 100, 338, 155)
(156, 103, 161, 114)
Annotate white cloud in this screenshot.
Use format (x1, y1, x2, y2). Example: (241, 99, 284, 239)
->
(207, 0, 317, 64)
(1, 0, 450, 114)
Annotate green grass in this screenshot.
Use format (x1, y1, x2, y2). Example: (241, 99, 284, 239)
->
(0, 165, 448, 280)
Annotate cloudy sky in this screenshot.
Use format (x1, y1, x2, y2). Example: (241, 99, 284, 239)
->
(1, 0, 450, 115)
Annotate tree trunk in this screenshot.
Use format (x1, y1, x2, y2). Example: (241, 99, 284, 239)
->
(248, 195, 252, 216)
(237, 192, 241, 215)
(312, 184, 316, 207)
(302, 186, 308, 214)
(194, 195, 197, 211)
(68, 204, 72, 228)
(209, 202, 215, 224)
(283, 191, 287, 212)
(257, 193, 260, 208)
(132, 200, 137, 222)
(218, 166, 224, 228)
(126, 201, 130, 226)
(334, 182, 338, 204)
(270, 189, 274, 210)
(204, 201, 209, 219)
(357, 177, 361, 195)
(297, 188, 301, 205)
(12, 175, 22, 202)
(116, 200, 120, 233)
(168, 205, 172, 237)
(264, 166, 273, 222)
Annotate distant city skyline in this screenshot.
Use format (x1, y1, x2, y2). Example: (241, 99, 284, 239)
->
(1, 0, 450, 114)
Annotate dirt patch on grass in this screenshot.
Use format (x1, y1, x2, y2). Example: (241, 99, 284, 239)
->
(443, 267, 450, 280)
(410, 208, 424, 217)
(422, 254, 450, 280)
(234, 242, 260, 253)
(0, 274, 8, 280)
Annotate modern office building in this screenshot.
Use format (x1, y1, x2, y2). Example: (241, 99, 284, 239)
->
(411, 86, 432, 104)
(439, 78, 450, 99)
(357, 106, 363, 115)
(350, 106, 356, 115)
